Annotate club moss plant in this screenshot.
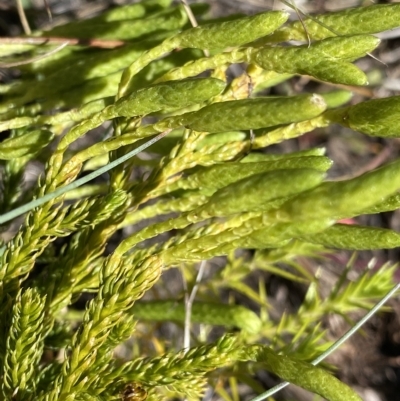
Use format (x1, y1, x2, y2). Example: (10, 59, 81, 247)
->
(1, 1, 400, 400)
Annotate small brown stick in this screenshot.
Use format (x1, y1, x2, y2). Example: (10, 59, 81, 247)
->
(334, 147, 392, 181)
(0, 36, 125, 49)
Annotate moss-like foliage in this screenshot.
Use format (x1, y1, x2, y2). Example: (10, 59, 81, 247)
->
(1, 1, 400, 400)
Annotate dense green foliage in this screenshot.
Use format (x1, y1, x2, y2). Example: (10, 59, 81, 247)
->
(1, 1, 400, 400)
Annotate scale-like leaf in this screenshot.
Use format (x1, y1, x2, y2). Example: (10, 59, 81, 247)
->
(0, 44, 145, 111)
(345, 96, 400, 137)
(277, 159, 400, 221)
(42, 9, 181, 41)
(269, 4, 400, 41)
(199, 169, 325, 216)
(241, 219, 332, 250)
(160, 94, 326, 133)
(0, 130, 54, 159)
(175, 11, 289, 49)
(361, 193, 400, 214)
(253, 347, 362, 401)
(40, 1, 175, 39)
(321, 90, 353, 108)
(253, 35, 379, 85)
(242, 147, 327, 162)
(2, 289, 46, 400)
(114, 77, 226, 117)
(57, 77, 225, 152)
(301, 224, 400, 250)
(132, 301, 262, 334)
(172, 156, 332, 191)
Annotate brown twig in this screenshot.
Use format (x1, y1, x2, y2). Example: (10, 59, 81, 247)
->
(334, 147, 392, 181)
(0, 36, 125, 49)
